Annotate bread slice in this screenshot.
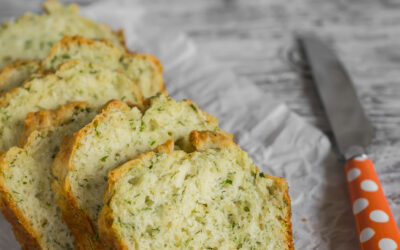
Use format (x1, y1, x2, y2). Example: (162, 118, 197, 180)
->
(0, 59, 142, 151)
(0, 0, 125, 69)
(44, 36, 163, 98)
(0, 60, 41, 94)
(0, 36, 164, 97)
(53, 94, 229, 249)
(0, 102, 98, 250)
(98, 131, 293, 249)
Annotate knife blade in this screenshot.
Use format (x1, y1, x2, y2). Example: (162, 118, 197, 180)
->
(298, 34, 400, 250)
(298, 34, 373, 160)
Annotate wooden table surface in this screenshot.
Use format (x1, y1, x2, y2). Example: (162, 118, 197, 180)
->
(1, 0, 399, 246)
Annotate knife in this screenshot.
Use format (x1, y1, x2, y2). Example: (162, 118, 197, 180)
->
(298, 34, 400, 250)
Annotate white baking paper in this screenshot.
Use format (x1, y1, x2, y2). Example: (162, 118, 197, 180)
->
(0, 1, 398, 249)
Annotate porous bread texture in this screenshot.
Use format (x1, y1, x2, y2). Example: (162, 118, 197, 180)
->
(0, 0, 125, 69)
(0, 36, 164, 97)
(0, 102, 98, 250)
(42, 36, 122, 71)
(0, 59, 142, 151)
(99, 131, 293, 250)
(44, 36, 164, 98)
(53, 94, 228, 249)
(0, 60, 41, 94)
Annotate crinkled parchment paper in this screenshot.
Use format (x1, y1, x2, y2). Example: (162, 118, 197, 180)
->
(0, 1, 398, 249)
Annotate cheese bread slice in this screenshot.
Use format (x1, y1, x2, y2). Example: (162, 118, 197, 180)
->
(99, 131, 293, 249)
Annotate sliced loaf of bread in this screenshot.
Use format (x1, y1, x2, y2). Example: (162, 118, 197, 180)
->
(0, 102, 98, 250)
(0, 59, 142, 151)
(0, 36, 163, 97)
(99, 131, 293, 249)
(0, 0, 124, 69)
(53, 94, 229, 249)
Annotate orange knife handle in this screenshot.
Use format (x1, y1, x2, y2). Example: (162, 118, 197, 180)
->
(345, 155, 400, 249)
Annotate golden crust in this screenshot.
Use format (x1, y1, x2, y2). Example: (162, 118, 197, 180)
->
(189, 130, 235, 151)
(0, 152, 41, 250)
(263, 174, 293, 249)
(52, 100, 131, 250)
(0, 59, 41, 92)
(20, 101, 90, 147)
(46, 36, 116, 60)
(42, 0, 79, 14)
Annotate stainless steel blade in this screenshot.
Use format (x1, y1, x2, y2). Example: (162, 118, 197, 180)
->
(298, 34, 374, 159)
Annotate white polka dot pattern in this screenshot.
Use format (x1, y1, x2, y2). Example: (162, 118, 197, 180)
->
(354, 154, 368, 161)
(361, 179, 378, 192)
(370, 210, 389, 223)
(353, 198, 368, 215)
(344, 155, 400, 249)
(347, 168, 361, 182)
(360, 227, 375, 243)
(378, 238, 398, 250)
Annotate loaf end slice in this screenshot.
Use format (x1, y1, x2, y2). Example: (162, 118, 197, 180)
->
(99, 131, 293, 249)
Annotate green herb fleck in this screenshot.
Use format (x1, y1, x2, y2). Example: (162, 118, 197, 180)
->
(244, 206, 250, 212)
(150, 140, 156, 146)
(61, 54, 71, 60)
(100, 156, 108, 162)
(259, 173, 265, 178)
(190, 104, 198, 112)
(225, 179, 232, 185)
(94, 123, 100, 136)
(24, 40, 32, 50)
(50, 56, 57, 65)
(139, 123, 145, 132)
